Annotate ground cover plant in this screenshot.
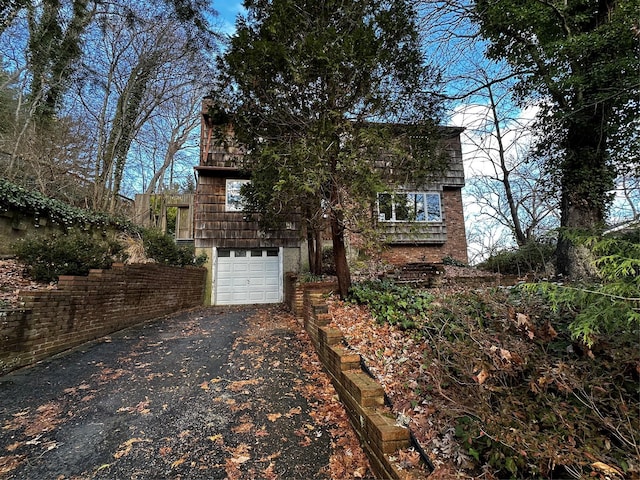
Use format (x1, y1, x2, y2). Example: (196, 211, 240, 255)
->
(333, 258, 639, 478)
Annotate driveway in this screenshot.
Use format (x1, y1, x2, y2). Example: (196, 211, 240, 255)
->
(0, 306, 370, 479)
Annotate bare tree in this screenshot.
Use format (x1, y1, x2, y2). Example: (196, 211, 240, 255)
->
(70, 4, 214, 212)
(1, 0, 217, 212)
(141, 87, 202, 195)
(458, 80, 560, 248)
(417, 1, 559, 259)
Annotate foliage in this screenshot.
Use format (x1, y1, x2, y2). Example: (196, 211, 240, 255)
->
(520, 235, 640, 346)
(213, 0, 444, 297)
(348, 280, 433, 329)
(0, 177, 135, 232)
(478, 240, 555, 275)
(441, 255, 467, 267)
(12, 229, 124, 282)
(11, 226, 205, 282)
(472, 0, 640, 278)
(141, 228, 206, 267)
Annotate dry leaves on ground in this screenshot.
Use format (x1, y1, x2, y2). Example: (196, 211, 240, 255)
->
(0, 259, 54, 307)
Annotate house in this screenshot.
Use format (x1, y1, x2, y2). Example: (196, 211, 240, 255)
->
(194, 98, 468, 305)
(373, 126, 468, 266)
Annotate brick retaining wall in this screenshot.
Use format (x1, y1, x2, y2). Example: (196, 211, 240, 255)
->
(290, 277, 426, 479)
(0, 263, 206, 375)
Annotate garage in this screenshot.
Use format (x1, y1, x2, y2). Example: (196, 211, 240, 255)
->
(214, 248, 282, 305)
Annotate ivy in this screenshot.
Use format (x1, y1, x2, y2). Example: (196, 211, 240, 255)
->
(0, 178, 136, 232)
(348, 280, 433, 329)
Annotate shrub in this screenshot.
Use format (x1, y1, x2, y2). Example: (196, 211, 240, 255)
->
(12, 228, 207, 283)
(520, 234, 640, 346)
(442, 255, 467, 267)
(478, 240, 555, 275)
(141, 229, 206, 267)
(13, 230, 124, 282)
(348, 280, 432, 329)
(321, 246, 335, 275)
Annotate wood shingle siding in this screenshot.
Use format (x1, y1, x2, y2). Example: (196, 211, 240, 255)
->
(194, 172, 300, 250)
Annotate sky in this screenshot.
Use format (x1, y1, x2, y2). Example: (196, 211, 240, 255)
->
(208, 1, 637, 263)
(215, 1, 245, 35)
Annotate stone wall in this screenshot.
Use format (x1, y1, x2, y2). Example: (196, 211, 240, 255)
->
(0, 210, 59, 256)
(0, 263, 206, 375)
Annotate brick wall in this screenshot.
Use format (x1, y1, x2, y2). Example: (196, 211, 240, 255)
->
(0, 263, 206, 375)
(380, 188, 469, 266)
(284, 273, 337, 319)
(297, 283, 426, 479)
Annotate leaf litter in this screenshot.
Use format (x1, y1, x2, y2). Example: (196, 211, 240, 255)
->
(0, 304, 372, 479)
(328, 284, 640, 479)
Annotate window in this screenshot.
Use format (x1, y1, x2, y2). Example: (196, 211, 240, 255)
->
(226, 179, 250, 212)
(377, 192, 442, 222)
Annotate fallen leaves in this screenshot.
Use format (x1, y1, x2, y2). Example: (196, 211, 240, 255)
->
(116, 397, 151, 415)
(0, 305, 374, 480)
(113, 438, 150, 459)
(232, 421, 254, 434)
(171, 456, 187, 468)
(224, 443, 252, 480)
(266, 413, 282, 422)
(0, 259, 55, 307)
(591, 461, 624, 477)
(0, 455, 25, 476)
(2, 402, 65, 437)
(227, 379, 261, 392)
(330, 284, 640, 479)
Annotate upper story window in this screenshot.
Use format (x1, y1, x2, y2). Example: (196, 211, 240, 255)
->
(378, 192, 442, 222)
(226, 179, 250, 212)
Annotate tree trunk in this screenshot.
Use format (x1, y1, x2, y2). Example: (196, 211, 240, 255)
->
(314, 228, 323, 276)
(555, 110, 612, 279)
(556, 197, 600, 279)
(488, 85, 526, 246)
(331, 211, 351, 298)
(330, 181, 351, 298)
(307, 226, 318, 275)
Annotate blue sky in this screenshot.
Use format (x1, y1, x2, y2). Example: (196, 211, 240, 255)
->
(215, 1, 245, 35)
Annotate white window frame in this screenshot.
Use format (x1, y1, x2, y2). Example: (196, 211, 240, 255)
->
(377, 192, 442, 223)
(225, 179, 250, 212)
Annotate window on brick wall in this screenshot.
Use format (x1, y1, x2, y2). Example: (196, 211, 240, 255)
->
(377, 192, 442, 222)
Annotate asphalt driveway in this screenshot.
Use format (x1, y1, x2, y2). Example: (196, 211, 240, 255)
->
(0, 305, 369, 479)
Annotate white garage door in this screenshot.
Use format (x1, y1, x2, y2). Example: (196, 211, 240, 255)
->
(215, 248, 282, 305)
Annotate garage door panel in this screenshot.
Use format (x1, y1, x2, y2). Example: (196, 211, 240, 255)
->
(215, 249, 281, 305)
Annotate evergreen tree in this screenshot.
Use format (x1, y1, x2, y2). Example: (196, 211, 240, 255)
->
(214, 0, 443, 297)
